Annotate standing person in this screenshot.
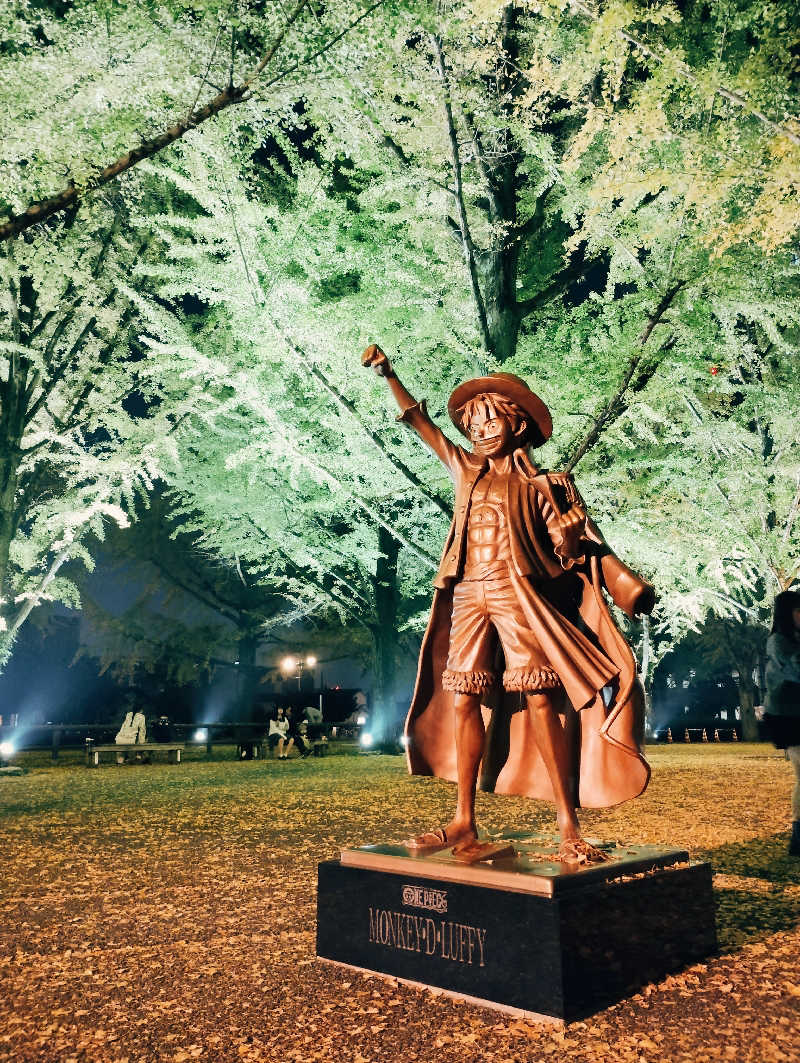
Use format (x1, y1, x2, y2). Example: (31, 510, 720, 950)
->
(763, 590, 800, 856)
(268, 706, 293, 760)
(361, 344, 655, 863)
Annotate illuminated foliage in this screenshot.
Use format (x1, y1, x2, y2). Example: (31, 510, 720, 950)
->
(0, 0, 798, 690)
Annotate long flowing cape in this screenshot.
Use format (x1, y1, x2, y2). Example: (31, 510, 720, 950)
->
(404, 536, 650, 810)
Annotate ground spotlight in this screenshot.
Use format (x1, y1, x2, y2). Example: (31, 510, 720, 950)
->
(193, 728, 208, 743)
(399, 734, 410, 748)
(0, 740, 14, 759)
(360, 731, 374, 748)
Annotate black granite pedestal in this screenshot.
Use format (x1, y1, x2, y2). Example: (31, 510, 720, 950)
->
(316, 834, 716, 1021)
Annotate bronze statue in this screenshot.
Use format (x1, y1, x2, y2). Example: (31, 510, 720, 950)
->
(362, 345, 656, 864)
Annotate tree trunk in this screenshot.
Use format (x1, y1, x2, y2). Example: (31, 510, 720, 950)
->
(736, 676, 760, 742)
(0, 364, 28, 626)
(371, 525, 400, 734)
(0, 454, 21, 614)
(481, 243, 521, 365)
(235, 629, 260, 720)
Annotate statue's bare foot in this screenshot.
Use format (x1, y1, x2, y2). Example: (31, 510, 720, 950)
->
(557, 837, 610, 865)
(405, 821, 477, 852)
(557, 809, 581, 843)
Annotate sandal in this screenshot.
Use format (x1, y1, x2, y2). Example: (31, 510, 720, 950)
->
(405, 828, 450, 852)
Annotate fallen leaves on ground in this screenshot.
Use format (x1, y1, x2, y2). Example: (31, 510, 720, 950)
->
(0, 744, 798, 1062)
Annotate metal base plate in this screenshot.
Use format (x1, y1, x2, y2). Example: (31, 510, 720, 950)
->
(341, 831, 689, 897)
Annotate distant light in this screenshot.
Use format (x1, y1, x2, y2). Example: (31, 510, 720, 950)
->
(399, 735, 410, 747)
(305, 655, 317, 668)
(360, 732, 373, 748)
(194, 728, 208, 742)
(281, 656, 298, 674)
(0, 741, 14, 758)
(356, 714, 367, 726)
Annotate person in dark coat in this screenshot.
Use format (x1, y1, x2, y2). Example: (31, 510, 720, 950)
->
(287, 707, 312, 759)
(763, 590, 800, 856)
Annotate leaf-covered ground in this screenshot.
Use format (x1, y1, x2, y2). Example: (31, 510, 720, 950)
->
(1, 744, 798, 1063)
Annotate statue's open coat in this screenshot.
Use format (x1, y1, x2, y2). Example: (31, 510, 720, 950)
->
(400, 402, 652, 809)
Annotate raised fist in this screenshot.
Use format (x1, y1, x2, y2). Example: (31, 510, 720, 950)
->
(361, 343, 392, 377)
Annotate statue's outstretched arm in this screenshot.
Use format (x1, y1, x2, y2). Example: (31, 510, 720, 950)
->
(361, 343, 459, 472)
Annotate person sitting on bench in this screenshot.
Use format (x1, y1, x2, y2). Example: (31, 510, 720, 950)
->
(268, 707, 293, 759)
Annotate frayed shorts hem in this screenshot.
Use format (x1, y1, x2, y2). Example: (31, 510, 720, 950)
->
(442, 667, 562, 694)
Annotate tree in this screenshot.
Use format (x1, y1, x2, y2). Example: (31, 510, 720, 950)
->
(124, 0, 799, 711)
(0, 0, 388, 661)
(0, 212, 185, 661)
(661, 615, 769, 741)
(5, 0, 797, 705)
(0, 0, 389, 239)
(75, 492, 294, 703)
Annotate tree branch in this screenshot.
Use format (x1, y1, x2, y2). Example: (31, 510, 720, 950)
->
(516, 255, 593, 318)
(25, 315, 98, 426)
(147, 553, 244, 624)
(459, 107, 500, 221)
(220, 187, 452, 518)
(244, 516, 372, 630)
(567, 0, 800, 146)
(2, 0, 395, 241)
(301, 351, 451, 517)
(6, 547, 71, 640)
(782, 473, 800, 547)
(431, 33, 494, 358)
(563, 281, 685, 471)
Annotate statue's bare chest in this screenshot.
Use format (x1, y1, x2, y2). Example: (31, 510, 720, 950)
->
(464, 472, 515, 573)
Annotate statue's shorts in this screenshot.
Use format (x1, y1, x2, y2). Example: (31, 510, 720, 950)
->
(442, 575, 562, 695)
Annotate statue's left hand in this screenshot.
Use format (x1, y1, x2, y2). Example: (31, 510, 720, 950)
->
(559, 502, 587, 536)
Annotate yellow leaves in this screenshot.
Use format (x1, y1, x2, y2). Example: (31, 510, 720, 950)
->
(710, 141, 800, 256)
(467, 0, 510, 23)
(563, 105, 608, 174)
(2, 748, 800, 1061)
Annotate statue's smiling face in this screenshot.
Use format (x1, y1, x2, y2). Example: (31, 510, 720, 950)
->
(461, 393, 527, 457)
(468, 411, 515, 456)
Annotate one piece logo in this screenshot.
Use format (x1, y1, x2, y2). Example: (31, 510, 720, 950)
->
(401, 884, 448, 913)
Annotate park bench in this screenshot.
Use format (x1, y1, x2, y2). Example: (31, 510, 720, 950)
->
(85, 740, 185, 766)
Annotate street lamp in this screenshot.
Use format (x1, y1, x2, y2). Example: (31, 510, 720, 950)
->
(279, 653, 317, 691)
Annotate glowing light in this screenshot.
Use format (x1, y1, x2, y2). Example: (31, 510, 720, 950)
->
(194, 728, 208, 742)
(356, 714, 367, 726)
(0, 741, 14, 758)
(360, 732, 374, 748)
(305, 655, 317, 668)
(281, 656, 298, 674)
(399, 734, 410, 747)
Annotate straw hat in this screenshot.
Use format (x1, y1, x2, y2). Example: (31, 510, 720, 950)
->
(447, 373, 553, 447)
